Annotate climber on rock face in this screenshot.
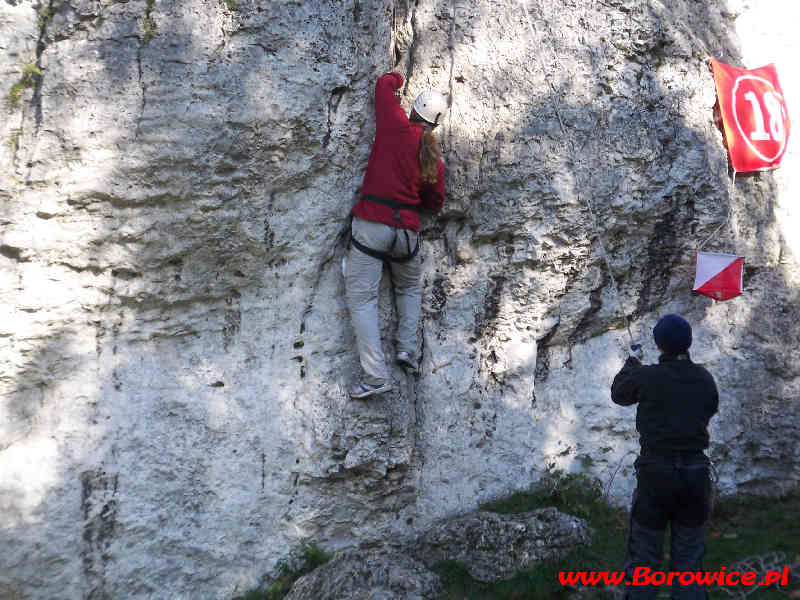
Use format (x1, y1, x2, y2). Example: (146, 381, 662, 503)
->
(611, 314, 719, 600)
(345, 72, 448, 399)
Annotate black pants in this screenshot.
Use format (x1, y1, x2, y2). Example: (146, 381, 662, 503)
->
(624, 451, 711, 600)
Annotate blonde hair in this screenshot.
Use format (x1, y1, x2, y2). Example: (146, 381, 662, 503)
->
(419, 128, 441, 185)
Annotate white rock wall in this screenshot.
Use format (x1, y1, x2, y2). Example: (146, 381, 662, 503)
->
(1, 0, 798, 598)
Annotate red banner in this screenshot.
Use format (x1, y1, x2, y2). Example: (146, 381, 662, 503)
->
(711, 59, 790, 173)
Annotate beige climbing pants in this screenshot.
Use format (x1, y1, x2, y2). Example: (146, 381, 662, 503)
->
(345, 216, 422, 385)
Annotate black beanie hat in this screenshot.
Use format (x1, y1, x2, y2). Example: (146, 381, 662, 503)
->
(653, 314, 692, 355)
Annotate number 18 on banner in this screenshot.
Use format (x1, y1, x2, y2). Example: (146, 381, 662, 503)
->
(711, 59, 791, 173)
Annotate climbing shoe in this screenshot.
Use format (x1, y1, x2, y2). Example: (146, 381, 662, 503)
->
(349, 380, 392, 399)
(396, 351, 417, 372)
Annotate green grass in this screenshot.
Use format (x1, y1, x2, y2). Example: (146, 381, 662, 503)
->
(233, 542, 332, 600)
(21, 63, 41, 78)
(7, 128, 23, 158)
(704, 492, 800, 600)
(435, 471, 800, 600)
(142, 0, 156, 43)
(7, 82, 26, 109)
(37, 7, 52, 31)
(6, 63, 40, 110)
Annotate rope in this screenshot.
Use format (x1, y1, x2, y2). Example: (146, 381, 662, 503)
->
(518, 0, 634, 345)
(698, 170, 736, 251)
(603, 449, 638, 501)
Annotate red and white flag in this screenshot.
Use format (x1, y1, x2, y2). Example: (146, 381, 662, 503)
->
(711, 59, 791, 173)
(693, 252, 744, 301)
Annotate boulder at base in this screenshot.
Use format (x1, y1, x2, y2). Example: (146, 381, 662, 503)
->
(410, 507, 592, 582)
(284, 550, 442, 600)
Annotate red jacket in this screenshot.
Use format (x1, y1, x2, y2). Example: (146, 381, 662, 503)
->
(351, 72, 445, 232)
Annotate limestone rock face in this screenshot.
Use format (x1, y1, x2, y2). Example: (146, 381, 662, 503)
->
(284, 550, 442, 600)
(1, 0, 799, 598)
(410, 508, 592, 582)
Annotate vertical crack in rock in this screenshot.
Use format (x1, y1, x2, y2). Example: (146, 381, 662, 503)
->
(441, 220, 461, 266)
(260, 452, 266, 494)
(534, 320, 559, 386)
(32, 0, 54, 133)
(447, 0, 457, 150)
(401, 3, 418, 96)
(81, 470, 119, 600)
(411, 360, 426, 497)
(323, 86, 348, 148)
(135, 47, 147, 140)
(264, 191, 277, 264)
(391, 6, 402, 67)
(135, 0, 155, 139)
(222, 289, 242, 351)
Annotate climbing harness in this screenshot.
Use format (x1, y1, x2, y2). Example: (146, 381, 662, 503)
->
(518, 0, 635, 346)
(349, 195, 420, 263)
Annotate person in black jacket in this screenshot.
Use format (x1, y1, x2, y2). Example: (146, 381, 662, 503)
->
(611, 314, 719, 600)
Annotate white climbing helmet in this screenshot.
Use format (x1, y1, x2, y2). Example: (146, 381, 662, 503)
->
(412, 90, 449, 127)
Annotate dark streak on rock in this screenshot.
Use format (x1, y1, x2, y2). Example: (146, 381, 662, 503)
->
(110, 268, 141, 280)
(94, 321, 106, 357)
(135, 48, 146, 140)
(81, 470, 119, 600)
(568, 266, 610, 347)
(0, 245, 24, 262)
(264, 217, 275, 252)
(474, 274, 505, 340)
(447, 0, 457, 148)
(222, 289, 241, 351)
(534, 324, 559, 385)
(635, 191, 696, 316)
(264, 191, 278, 266)
(32, 0, 54, 134)
(429, 275, 448, 315)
